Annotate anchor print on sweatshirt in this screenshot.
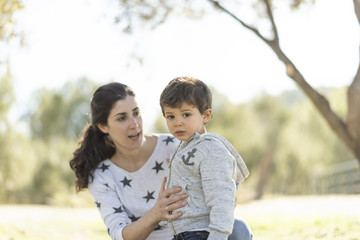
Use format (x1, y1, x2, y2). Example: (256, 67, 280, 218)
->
(182, 148, 197, 166)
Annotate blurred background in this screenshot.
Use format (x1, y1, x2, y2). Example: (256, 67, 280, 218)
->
(1, 0, 359, 239)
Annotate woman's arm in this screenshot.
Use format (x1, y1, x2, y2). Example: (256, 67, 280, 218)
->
(122, 177, 187, 240)
(90, 175, 187, 240)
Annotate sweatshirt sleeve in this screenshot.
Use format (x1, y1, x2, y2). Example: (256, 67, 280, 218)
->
(89, 170, 131, 240)
(199, 140, 236, 240)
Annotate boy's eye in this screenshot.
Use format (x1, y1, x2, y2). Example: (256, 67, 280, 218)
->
(183, 113, 191, 117)
(166, 115, 174, 119)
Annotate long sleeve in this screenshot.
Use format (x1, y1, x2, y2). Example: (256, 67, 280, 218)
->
(199, 141, 236, 240)
(89, 167, 131, 240)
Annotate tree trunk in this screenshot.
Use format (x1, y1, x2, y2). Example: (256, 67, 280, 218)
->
(254, 148, 274, 200)
(348, 0, 360, 162)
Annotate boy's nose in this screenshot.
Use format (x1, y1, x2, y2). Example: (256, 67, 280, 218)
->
(174, 119, 182, 127)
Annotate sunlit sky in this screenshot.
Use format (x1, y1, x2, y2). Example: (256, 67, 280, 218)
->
(6, 0, 359, 131)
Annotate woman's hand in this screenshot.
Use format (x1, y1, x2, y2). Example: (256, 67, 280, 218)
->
(152, 177, 187, 222)
(122, 177, 187, 240)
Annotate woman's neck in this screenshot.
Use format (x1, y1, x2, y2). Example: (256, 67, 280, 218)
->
(110, 135, 157, 172)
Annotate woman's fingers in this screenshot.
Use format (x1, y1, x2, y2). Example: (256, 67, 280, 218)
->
(165, 198, 187, 212)
(166, 211, 183, 220)
(158, 177, 182, 198)
(163, 199, 186, 220)
(159, 177, 167, 195)
(161, 186, 182, 198)
(156, 178, 187, 221)
(167, 192, 187, 205)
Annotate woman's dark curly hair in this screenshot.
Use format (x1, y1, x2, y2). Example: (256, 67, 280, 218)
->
(69, 82, 135, 192)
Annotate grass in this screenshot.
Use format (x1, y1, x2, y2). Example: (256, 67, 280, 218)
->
(0, 195, 359, 240)
(236, 195, 360, 240)
(0, 205, 106, 240)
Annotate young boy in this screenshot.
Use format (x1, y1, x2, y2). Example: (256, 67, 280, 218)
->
(159, 76, 249, 240)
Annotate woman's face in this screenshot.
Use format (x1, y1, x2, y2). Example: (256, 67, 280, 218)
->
(98, 96, 144, 151)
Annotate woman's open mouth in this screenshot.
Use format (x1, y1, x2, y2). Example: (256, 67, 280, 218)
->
(129, 132, 141, 139)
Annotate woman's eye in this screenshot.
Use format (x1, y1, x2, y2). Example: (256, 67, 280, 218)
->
(117, 116, 126, 121)
(134, 110, 140, 117)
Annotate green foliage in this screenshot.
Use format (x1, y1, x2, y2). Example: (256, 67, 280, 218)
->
(0, 135, 78, 204)
(207, 87, 352, 195)
(153, 113, 169, 134)
(0, 67, 14, 121)
(24, 138, 77, 204)
(289, 0, 315, 10)
(0, 78, 98, 204)
(0, 0, 24, 42)
(0, 70, 16, 202)
(27, 78, 97, 140)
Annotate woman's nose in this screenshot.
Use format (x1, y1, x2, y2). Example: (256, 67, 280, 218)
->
(130, 117, 139, 128)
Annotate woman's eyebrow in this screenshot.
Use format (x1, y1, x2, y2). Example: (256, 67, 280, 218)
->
(132, 107, 139, 112)
(114, 112, 126, 117)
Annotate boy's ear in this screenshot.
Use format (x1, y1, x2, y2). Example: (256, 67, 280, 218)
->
(203, 109, 212, 124)
(97, 124, 108, 134)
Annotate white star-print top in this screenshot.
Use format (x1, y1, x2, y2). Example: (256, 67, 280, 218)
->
(88, 134, 179, 240)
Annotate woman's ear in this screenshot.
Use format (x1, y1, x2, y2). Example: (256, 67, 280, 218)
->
(97, 124, 108, 134)
(203, 109, 212, 124)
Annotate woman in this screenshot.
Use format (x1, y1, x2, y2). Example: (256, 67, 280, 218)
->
(69, 82, 252, 240)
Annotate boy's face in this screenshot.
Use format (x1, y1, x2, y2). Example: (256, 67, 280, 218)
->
(163, 102, 212, 141)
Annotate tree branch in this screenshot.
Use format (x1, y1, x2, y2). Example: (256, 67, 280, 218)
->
(354, 0, 360, 24)
(208, 0, 272, 45)
(263, 0, 279, 44)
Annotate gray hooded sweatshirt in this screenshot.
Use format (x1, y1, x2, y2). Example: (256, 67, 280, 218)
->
(166, 132, 249, 240)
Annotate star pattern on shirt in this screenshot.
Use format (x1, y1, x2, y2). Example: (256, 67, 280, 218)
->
(142, 190, 155, 203)
(129, 214, 140, 222)
(98, 163, 110, 172)
(152, 161, 164, 174)
(120, 176, 132, 187)
(94, 135, 177, 237)
(113, 206, 124, 213)
(163, 136, 175, 145)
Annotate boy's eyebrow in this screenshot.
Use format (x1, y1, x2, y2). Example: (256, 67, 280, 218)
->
(164, 107, 194, 113)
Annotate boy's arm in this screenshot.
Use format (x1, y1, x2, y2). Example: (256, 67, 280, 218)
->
(199, 141, 236, 240)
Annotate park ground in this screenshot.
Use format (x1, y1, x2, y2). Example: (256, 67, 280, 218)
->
(0, 195, 359, 240)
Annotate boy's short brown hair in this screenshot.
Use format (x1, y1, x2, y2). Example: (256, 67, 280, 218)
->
(160, 76, 212, 115)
